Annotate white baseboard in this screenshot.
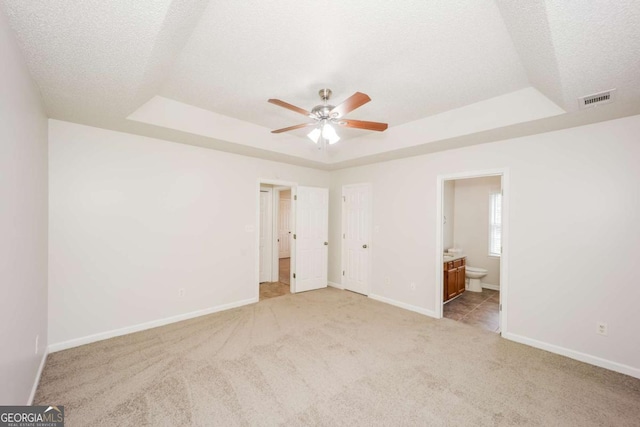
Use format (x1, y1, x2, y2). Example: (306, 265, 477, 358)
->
(502, 332, 640, 379)
(368, 294, 437, 319)
(482, 283, 500, 291)
(28, 350, 48, 405)
(328, 281, 344, 290)
(48, 297, 258, 353)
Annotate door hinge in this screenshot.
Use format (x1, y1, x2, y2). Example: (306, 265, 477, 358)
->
(294, 195, 297, 200)
(499, 303, 502, 311)
(343, 233, 345, 239)
(293, 273, 296, 279)
(342, 270, 345, 276)
(343, 196, 346, 202)
(293, 234, 296, 239)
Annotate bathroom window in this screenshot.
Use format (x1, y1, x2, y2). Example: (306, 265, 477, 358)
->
(489, 192, 502, 257)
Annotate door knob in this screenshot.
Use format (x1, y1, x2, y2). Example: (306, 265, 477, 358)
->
(362, 244, 368, 248)
(324, 241, 328, 245)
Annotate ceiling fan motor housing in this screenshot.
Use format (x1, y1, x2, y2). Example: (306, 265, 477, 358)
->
(311, 104, 336, 120)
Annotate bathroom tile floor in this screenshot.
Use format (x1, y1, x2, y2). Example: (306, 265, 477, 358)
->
(443, 288, 500, 333)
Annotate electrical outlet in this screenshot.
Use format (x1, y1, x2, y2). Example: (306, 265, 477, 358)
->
(410, 282, 416, 291)
(35, 335, 39, 354)
(178, 288, 185, 298)
(596, 322, 608, 336)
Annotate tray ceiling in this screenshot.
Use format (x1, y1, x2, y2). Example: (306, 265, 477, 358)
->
(2, 0, 639, 169)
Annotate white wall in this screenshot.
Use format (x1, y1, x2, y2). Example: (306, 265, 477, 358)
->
(453, 176, 501, 287)
(48, 120, 329, 349)
(40, 99, 640, 379)
(442, 181, 455, 250)
(0, 7, 49, 404)
(329, 114, 640, 377)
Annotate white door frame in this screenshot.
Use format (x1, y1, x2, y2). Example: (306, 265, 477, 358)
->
(259, 187, 274, 283)
(435, 168, 510, 335)
(256, 179, 297, 300)
(341, 183, 372, 295)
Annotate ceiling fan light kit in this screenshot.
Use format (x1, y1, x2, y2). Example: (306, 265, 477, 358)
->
(268, 88, 388, 150)
(307, 122, 340, 145)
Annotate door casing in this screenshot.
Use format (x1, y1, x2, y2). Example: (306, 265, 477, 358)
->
(259, 187, 273, 283)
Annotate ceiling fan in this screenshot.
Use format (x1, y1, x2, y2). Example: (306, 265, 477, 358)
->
(268, 89, 388, 147)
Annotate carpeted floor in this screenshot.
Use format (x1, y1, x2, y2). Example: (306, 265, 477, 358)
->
(35, 288, 640, 426)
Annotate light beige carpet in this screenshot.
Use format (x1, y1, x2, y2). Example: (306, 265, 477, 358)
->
(35, 288, 640, 426)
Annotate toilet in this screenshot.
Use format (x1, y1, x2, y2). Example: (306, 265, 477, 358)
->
(466, 266, 488, 292)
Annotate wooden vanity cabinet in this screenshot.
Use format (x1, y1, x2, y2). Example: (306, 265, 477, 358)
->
(446, 268, 457, 300)
(456, 265, 466, 294)
(443, 257, 466, 302)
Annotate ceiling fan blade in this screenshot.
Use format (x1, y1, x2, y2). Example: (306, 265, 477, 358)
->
(271, 123, 316, 134)
(339, 119, 388, 132)
(330, 92, 371, 117)
(268, 99, 312, 117)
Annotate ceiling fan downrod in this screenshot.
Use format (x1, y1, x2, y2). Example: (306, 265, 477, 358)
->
(319, 88, 332, 103)
(311, 88, 335, 120)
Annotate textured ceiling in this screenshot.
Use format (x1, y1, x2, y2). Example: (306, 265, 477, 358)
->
(496, 0, 640, 111)
(2, 0, 639, 168)
(160, 0, 529, 131)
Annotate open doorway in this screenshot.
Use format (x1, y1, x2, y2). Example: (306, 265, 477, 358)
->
(436, 169, 509, 335)
(276, 188, 292, 285)
(256, 180, 329, 301)
(259, 184, 293, 301)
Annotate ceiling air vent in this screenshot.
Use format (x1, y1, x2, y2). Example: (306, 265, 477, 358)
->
(579, 89, 616, 109)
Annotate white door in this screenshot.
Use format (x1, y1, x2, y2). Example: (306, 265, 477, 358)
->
(278, 197, 291, 258)
(293, 186, 328, 293)
(342, 184, 371, 295)
(259, 189, 272, 283)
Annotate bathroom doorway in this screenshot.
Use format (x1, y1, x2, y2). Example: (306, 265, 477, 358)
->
(436, 169, 509, 334)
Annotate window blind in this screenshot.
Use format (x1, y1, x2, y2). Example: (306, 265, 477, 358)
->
(489, 192, 502, 256)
